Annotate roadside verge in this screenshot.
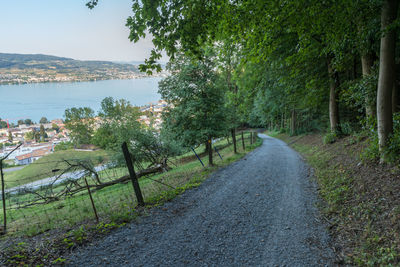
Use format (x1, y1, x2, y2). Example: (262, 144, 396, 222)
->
(274, 133, 400, 266)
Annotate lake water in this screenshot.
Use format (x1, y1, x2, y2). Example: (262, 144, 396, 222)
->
(0, 77, 162, 123)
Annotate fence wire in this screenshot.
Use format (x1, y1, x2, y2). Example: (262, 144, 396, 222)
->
(0, 132, 257, 236)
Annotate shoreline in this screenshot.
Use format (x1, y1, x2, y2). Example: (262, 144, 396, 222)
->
(0, 74, 168, 86)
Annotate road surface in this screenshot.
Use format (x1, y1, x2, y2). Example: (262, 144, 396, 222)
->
(67, 134, 334, 266)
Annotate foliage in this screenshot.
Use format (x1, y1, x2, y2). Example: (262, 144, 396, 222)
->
(39, 117, 49, 124)
(323, 132, 338, 144)
(54, 141, 74, 151)
(0, 117, 7, 129)
(159, 51, 228, 149)
(64, 107, 95, 145)
(91, 97, 179, 167)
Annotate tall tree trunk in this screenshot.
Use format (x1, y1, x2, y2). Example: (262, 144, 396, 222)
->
(327, 57, 341, 133)
(204, 141, 209, 153)
(290, 109, 296, 135)
(231, 129, 237, 154)
(377, 0, 398, 156)
(207, 138, 213, 166)
(361, 53, 376, 118)
(392, 64, 400, 113)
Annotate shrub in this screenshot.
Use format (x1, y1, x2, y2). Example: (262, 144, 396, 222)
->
(54, 141, 74, 151)
(323, 131, 337, 144)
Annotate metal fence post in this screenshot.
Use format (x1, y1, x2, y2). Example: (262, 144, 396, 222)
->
(191, 147, 205, 167)
(0, 161, 6, 233)
(214, 146, 223, 160)
(0, 143, 21, 234)
(121, 142, 144, 206)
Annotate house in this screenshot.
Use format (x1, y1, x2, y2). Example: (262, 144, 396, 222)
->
(31, 147, 52, 161)
(15, 153, 32, 165)
(14, 146, 53, 165)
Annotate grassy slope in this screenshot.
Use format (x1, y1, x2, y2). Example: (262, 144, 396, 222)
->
(4, 149, 109, 187)
(0, 134, 262, 266)
(272, 132, 400, 266)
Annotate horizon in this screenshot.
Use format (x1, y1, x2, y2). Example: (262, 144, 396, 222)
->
(0, 52, 168, 64)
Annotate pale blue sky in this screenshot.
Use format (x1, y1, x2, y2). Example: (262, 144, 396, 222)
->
(0, 0, 165, 62)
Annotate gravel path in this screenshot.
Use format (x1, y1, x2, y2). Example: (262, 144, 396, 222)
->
(67, 134, 334, 266)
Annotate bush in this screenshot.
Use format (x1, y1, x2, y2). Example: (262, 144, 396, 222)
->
(54, 141, 74, 151)
(323, 131, 337, 144)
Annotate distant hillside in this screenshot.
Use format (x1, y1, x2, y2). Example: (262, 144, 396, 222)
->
(0, 53, 153, 84)
(0, 53, 140, 72)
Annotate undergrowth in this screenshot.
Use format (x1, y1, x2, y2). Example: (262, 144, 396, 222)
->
(275, 132, 400, 266)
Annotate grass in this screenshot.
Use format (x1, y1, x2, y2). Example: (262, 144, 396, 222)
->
(0, 133, 262, 238)
(0, 133, 262, 266)
(4, 149, 110, 188)
(272, 132, 400, 266)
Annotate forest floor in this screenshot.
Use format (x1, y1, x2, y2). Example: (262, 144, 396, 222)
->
(275, 132, 400, 266)
(66, 134, 334, 266)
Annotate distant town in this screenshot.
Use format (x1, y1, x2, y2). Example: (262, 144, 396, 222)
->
(0, 100, 169, 165)
(0, 69, 158, 85)
(0, 53, 168, 85)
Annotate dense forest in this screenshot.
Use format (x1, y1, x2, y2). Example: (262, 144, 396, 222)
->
(87, 0, 400, 164)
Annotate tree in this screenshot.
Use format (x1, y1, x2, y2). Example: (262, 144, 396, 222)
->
(8, 131, 12, 142)
(17, 119, 24, 126)
(159, 51, 228, 166)
(64, 107, 95, 145)
(40, 124, 47, 142)
(52, 123, 60, 133)
(24, 131, 34, 141)
(92, 97, 178, 167)
(34, 131, 40, 143)
(24, 119, 33, 125)
(40, 117, 49, 124)
(0, 119, 7, 129)
(92, 97, 141, 151)
(377, 0, 399, 158)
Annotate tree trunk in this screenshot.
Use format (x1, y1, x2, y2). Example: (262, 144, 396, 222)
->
(241, 131, 245, 150)
(327, 57, 341, 133)
(392, 81, 400, 113)
(361, 53, 376, 118)
(207, 138, 213, 166)
(204, 141, 209, 153)
(377, 0, 398, 156)
(290, 109, 296, 135)
(231, 129, 237, 154)
(392, 64, 400, 113)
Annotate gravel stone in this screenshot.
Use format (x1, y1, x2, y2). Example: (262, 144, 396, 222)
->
(67, 134, 334, 266)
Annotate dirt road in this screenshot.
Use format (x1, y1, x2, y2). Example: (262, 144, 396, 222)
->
(67, 134, 334, 266)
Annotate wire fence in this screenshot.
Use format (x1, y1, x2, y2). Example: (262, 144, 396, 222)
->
(0, 130, 259, 236)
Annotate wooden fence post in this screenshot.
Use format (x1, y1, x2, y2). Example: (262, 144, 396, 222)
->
(208, 139, 213, 166)
(250, 132, 253, 144)
(241, 131, 245, 150)
(231, 129, 237, 154)
(84, 177, 99, 223)
(121, 142, 144, 206)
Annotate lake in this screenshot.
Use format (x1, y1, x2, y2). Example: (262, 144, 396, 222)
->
(0, 77, 162, 123)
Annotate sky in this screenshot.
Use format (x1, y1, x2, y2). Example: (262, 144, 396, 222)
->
(0, 0, 167, 62)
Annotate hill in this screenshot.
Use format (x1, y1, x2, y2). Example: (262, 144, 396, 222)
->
(0, 53, 146, 84)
